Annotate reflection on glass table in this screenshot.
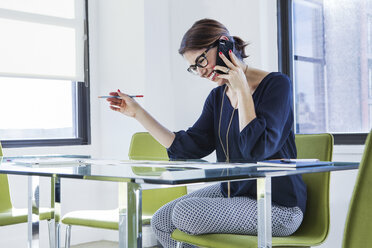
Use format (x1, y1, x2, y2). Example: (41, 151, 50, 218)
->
(0, 156, 359, 248)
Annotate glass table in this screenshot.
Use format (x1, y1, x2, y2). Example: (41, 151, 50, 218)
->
(0, 156, 359, 248)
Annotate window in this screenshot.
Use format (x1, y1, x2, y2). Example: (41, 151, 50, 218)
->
(369, 60, 372, 98)
(0, 0, 90, 147)
(369, 14, 372, 55)
(278, 0, 371, 144)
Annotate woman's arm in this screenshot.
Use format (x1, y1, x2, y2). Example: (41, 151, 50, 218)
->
(107, 90, 175, 148)
(236, 85, 256, 132)
(134, 107, 175, 148)
(167, 91, 216, 160)
(215, 52, 294, 160)
(237, 75, 294, 160)
(215, 51, 257, 131)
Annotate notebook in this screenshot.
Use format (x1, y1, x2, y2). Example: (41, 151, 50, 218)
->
(256, 159, 332, 168)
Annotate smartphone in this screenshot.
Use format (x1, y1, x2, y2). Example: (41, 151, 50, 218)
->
(214, 39, 234, 74)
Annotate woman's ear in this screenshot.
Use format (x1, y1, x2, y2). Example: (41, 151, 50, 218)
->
(219, 35, 229, 41)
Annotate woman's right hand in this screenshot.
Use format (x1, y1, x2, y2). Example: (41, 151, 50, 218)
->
(108, 89, 175, 148)
(107, 90, 142, 118)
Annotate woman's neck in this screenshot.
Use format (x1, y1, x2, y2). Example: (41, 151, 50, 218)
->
(225, 66, 269, 107)
(244, 67, 269, 93)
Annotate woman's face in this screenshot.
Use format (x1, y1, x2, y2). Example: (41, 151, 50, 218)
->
(183, 47, 227, 86)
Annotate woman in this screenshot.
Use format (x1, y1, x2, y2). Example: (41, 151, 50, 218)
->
(106, 18, 306, 248)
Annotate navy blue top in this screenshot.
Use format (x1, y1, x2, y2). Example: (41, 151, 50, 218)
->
(167, 72, 307, 214)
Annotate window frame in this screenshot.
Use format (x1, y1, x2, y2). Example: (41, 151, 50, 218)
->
(1, 0, 91, 148)
(277, 0, 368, 145)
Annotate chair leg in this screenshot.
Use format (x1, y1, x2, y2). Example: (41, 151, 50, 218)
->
(176, 241, 183, 248)
(47, 220, 62, 248)
(47, 220, 54, 248)
(65, 225, 72, 248)
(56, 223, 61, 248)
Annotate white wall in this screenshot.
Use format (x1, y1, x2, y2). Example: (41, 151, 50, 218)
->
(1, 0, 365, 247)
(167, 0, 278, 130)
(0, 0, 146, 246)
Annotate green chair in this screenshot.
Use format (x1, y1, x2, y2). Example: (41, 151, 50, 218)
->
(172, 133, 333, 248)
(0, 142, 56, 247)
(128, 132, 169, 161)
(61, 132, 187, 247)
(342, 130, 372, 248)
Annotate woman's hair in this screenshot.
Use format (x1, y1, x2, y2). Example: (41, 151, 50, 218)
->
(178, 18, 249, 59)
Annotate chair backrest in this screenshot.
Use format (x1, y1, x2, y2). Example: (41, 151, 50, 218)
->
(128, 132, 187, 216)
(0, 141, 13, 212)
(342, 130, 372, 248)
(128, 132, 169, 161)
(291, 133, 333, 244)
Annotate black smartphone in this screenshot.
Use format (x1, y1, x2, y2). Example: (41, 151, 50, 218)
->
(214, 39, 234, 74)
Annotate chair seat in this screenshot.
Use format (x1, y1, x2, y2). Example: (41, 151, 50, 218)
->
(172, 229, 316, 248)
(0, 207, 55, 226)
(61, 209, 152, 230)
(171, 134, 333, 248)
(172, 230, 257, 248)
(35, 206, 57, 221)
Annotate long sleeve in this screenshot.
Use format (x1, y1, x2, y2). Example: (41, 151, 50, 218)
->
(167, 91, 216, 160)
(238, 74, 294, 161)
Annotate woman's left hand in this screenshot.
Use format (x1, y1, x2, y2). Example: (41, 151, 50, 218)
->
(215, 50, 248, 92)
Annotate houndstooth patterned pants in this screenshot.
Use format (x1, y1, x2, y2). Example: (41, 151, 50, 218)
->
(151, 183, 303, 248)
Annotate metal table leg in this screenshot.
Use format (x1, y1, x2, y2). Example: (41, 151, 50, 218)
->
(47, 177, 56, 248)
(118, 182, 142, 248)
(28, 176, 40, 248)
(52, 177, 61, 248)
(257, 177, 272, 248)
(28, 176, 60, 248)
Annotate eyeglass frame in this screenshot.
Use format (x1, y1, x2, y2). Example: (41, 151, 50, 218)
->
(186, 40, 219, 75)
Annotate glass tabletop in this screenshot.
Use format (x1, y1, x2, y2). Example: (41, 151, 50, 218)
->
(0, 155, 359, 185)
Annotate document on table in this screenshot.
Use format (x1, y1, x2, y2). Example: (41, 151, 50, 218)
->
(120, 160, 237, 169)
(81, 159, 264, 170)
(12, 157, 85, 166)
(83, 159, 242, 169)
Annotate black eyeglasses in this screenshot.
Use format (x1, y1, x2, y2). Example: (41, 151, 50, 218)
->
(187, 41, 218, 75)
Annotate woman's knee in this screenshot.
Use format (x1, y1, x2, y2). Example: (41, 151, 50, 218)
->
(172, 198, 207, 235)
(272, 207, 304, 236)
(151, 201, 176, 233)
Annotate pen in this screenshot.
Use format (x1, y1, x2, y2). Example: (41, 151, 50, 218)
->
(98, 95, 144, 99)
(280, 159, 295, 163)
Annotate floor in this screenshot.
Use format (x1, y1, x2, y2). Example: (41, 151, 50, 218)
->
(71, 240, 161, 248)
(71, 241, 118, 248)
(69, 225, 161, 247)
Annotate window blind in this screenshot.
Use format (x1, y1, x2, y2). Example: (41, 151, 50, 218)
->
(0, 0, 85, 81)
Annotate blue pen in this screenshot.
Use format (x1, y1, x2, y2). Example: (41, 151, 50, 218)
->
(98, 95, 144, 99)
